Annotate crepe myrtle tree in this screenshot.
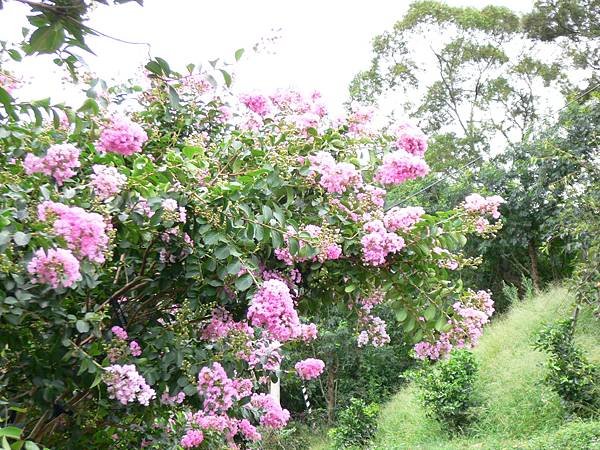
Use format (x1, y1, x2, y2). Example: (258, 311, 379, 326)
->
(0, 56, 503, 449)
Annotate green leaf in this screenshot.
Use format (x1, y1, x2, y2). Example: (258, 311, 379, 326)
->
(168, 86, 180, 108)
(214, 246, 230, 260)
(2, 437, 10, 450)
(13, 232, 30, 247)
(423, 304, 437, 321)
(288, 237, 299, 255)
(219, 69, 232, 88)
(24, 442, 40, 450)
(75, 320, 90, 333)
(235, 273, 253, 291)
(235, 48, 245, 61)
(344, 284, 357, 293)
(7, 49, 22, 62)
(0, 427, 22, 439)
(28, 25, 65, 54)
(395, 308, 408, 322)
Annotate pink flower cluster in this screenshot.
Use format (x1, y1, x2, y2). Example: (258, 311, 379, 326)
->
(96, 116, 148, 156)
(161, 199, 187, 223)
(361, 220, 405, 266)
(353, 291, 390, 347)
(241, 339, 282, 371)
(274, 224, 342, 266)
(111, 325, 128, 340)
(160, 391, 186, 405)
(463, 194, 505, 219)
(250, 393, 290, 429)
(295, 358, 325, 380)
(23, 144, 81, 185)
(375, 150, 430, 185)
(197, 362, 247, 413)
(309, 151, 363, 194)
(346, 102, 374, 136)
(180, 429, 204, 448)
(90, 165, 127, 200)
(27, 248, 81, 289)
(240, 94, 271, 117)
(357, 185, 386, 209)
(202, 308, 253, 342)
(414, 290, 494, 360)
(104, 364, 156, 406)
(384, 206, 425, 232)
(392, 123, 428, 157)
(238, 418, 261, 442)
(0, 71, 19, 94)
(38, 201, 109, 263)
(247, 280, 301, 342)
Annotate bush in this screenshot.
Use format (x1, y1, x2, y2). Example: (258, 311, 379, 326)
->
(525, 420, 600, 449)
(329, 398, 379, 449)
(533, 318, 599, 417)
(417, 349, 479, 432)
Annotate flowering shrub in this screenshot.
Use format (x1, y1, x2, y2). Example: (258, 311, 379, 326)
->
(0, 56, 503, 448)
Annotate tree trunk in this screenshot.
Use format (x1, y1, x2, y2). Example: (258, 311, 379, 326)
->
(326, 363, 337, 424)
(528, 239, 541, 292)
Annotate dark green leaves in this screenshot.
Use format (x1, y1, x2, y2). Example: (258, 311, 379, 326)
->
(27, 24, 65, 54)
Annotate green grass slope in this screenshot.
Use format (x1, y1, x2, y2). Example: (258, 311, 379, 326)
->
(312, 286, 600, 450)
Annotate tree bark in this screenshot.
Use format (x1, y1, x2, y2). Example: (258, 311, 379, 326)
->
(528, 239, 541, 292)
(326, 362, 337, 424)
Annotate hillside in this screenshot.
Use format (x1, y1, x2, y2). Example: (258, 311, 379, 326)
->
(313, 286, 600, 449)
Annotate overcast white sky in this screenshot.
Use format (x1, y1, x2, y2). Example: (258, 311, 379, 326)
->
(1, 0, 534, 113)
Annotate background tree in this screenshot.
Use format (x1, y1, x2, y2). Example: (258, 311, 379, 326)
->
(349, 1, 597, 171)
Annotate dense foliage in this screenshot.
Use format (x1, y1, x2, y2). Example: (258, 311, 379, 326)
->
(328, 398, 379, 449)
(416, 349, 479, 432)
(533, 318, 599, 418)
(0, 49, 503, 448)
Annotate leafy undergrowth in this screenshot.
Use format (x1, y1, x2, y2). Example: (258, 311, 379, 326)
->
(309, 286, 600, 449)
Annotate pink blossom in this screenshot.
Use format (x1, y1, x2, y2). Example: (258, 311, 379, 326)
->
(392, 123, 428, 157)
(27, 248, 81, 289)
(238, 419, 261, 442)
(37, 201, 109, 263)
(346, 102, 374, 136)
(309, 151, 363, 194)
(23, 144, 80, 185)
(250, 393, 290, 429)
(361, 220, 405, 266)
(375, 151, 430, 185)
(90, 165, 127, 200)
(463, 194, 505, 219)
(111, 326, 128, 341)
(129, 341, 142, 357)
(384, 206, 425, 232)
(96, 116, 148, 156)
(104, 364, 156, 406)
(240, 94, 271, 117)
(300, 323, 318, 342)
(295, 358, 325, 380)
(180, 429, 204, 448)
(247, 280, 301, 342)
(197, 362, 245, 413)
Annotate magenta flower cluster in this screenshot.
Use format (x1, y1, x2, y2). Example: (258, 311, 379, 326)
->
(384, 206, 425, 232)
(38, 201, 109, 263)
(96, 116, 148, 156)
(274, 224, 342, 266)
(197, 362, 246, 413)
(309, 151, 363, 194)
(247, 280, 301, 342)
(295, 358, 325, 380)
(250, 393, 290, 429)
(392, 123, 428, 157)
(27, 248, 81, 289)
(104, 364, 156, 406)
(360, 220, 405, 266)
(374, 150, 430, 185)
(24, 144, 81, 185)
(180, 429, 204, 448)
(414, 290, 494, 360)
(90, 164, 127, 200)
(463, 193, 505, 219)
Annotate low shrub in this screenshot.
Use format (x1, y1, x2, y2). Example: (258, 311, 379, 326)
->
(525, 420, 600, 449)
(417, 349, 479, 432)
(329, 398, 379, 449)
(533, 317, 599, 417)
